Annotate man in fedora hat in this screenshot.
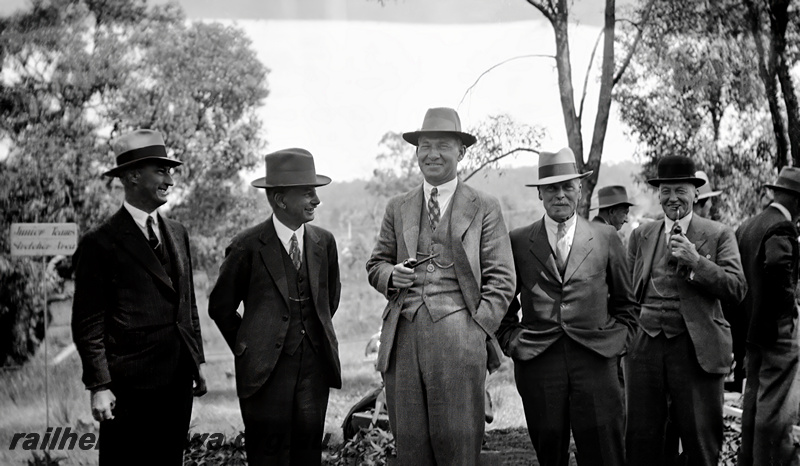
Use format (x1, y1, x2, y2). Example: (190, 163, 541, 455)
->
(496, 147, 636, 465)
(366, 107, 515, 465)
(591, 185, 634, 231)
(693, 170, 723, 219)
(626, 155, 746, 466)
(735, 167, 800, 466)
(72, 128, 207, 465)
(208, 148, 341, 465)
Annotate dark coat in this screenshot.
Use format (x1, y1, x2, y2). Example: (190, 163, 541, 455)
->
(72, 208, 204, 390)
(208, 218, 341, 398)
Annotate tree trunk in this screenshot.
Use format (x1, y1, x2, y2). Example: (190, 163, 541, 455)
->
(550, 0, 583, 167)
(768, 0, 800, 166)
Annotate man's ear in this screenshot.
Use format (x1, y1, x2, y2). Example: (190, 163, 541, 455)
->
(458, 145, 466, 161)
(538, 189, 543, 201)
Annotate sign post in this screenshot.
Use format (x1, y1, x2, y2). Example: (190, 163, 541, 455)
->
(10, 223, 78, 429)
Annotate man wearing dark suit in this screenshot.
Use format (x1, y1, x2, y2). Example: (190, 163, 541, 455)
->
(626, 156, 746, 466)
(366, 107, 516, 465)
(208, 148, 340, 465)
(736, 167, 800, 466)
(72, 129, 207, 466)
(591, 185, 634, 231)
(496, 148, 637, 466)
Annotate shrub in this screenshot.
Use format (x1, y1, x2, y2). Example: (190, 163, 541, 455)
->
(326, 426, 395, 466)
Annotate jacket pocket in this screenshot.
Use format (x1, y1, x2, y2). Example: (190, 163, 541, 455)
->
(712, 317, 731, 328)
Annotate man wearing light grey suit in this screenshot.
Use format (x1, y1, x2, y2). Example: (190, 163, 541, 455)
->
(366, 107, 516, 465)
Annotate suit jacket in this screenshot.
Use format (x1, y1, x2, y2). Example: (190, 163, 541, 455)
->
(366, 181, 516, 373)
(208, 218, 341, 399)
(627, 215, 747, 374)
(72, 208, 204, 390)
(497, 216, 637, 360)
(736, 206, 799, 346)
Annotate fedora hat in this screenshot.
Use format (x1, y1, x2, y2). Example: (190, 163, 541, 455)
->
(590, 185, 634, 210)
(402, 107, 477, 147)
(647, 156, 706, 187)
(764, 166, 800, 196)
(104, 129, 182, 177)
(251, 148, 331, 189)
(525, 147, 592, 186)
(695, 171, 722, 200)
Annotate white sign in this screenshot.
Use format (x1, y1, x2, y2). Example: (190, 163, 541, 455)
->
(10, 223, 78, 256)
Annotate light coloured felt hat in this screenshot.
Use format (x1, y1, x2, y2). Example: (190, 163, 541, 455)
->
(525, 147, 592, 186)
(695, 171, 722, 200)
(104, 129, 181, 177)
(251, 148, 331, 188)
(402, 107, 477, 147)
(590, 185, 634, 210)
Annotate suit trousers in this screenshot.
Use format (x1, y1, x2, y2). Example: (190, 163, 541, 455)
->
(239, 338, 329, 466)
(384, 306, 486, 466)
(626, 330, 724, 466)
(739, 316, 800, 466)
(513, 336, 625, 466)
(98, 354, 194, 466)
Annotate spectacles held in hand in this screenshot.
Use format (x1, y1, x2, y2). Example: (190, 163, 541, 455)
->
(403, 253, 439, 269)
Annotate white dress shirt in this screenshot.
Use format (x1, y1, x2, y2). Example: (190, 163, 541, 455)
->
(544, 212, 577, 256)
(423, 177, 458, 215)
(273, 214, 305, 255)
(123, 201, 161, 243)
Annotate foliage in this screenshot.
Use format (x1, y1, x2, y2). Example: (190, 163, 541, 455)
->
(0, 0, 268, 365)
(27, 451, 66, 466)
(326, 426, 396, 466)
(183, 431, 247, 466)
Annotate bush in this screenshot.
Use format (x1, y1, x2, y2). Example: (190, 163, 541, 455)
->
(326, 426, 395, 466)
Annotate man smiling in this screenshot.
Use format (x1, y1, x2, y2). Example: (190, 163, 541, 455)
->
(626, 155, 746, 466)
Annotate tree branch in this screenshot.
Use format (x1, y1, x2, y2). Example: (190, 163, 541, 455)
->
(458, 54, 555, 108)
(462, 147, 539, 182)
(578, 29, 604, 122)
(525, 0, 554, 22)
(612, 0, 655, 87)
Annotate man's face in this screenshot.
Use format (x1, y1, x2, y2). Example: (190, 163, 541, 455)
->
(416, 134, 464, 186)
(608, 205, 630, 231)
(275, 186, 320, 228)
(539, 178, 581, 222)
(127, 162, 174, 212)
(693, 197, 712, 218)
(659, 182, 697, 221)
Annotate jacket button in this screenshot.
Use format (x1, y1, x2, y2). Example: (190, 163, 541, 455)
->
(301, 329, 306, 335)
(282, 315, 289, 321)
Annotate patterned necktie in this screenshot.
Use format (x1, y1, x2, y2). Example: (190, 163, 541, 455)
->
(555, 221, 568, 273)
(428, 187, 440, 230)
(146, 216, 160, 251)
(289, 233, 302, 270)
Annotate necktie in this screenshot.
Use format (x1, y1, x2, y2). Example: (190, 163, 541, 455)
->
(146, 216, 160, 251)
(556, 222, 568, 273)
(428, 187, 440, 230)
(289, 233, 302, 270)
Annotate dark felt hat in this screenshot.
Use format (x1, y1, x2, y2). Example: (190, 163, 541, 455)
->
(764, 167, 800, 196)
(647, 156, 706, 187)
(402, 107, 477, 147)
(590, 185, 634, 210)
(104, 129, 182, 177)
(251, 148, 331, 188)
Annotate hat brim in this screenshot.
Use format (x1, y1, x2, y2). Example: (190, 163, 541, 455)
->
(251, 174, 332, 189)
(103, 156, 182, 177)
(402, 130, 477, 148)
(697, 190, 722, 200)
(647, 177, 706, 188)
(764, 183, 800, 196)
(525, 171, 592, 187)
(589, 200, 635, 210)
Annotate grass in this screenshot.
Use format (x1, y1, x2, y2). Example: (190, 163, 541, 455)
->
(0, 265, 527, 465)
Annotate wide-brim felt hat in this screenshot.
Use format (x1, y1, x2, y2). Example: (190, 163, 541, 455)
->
(647, 156, 706, 187)
(402, 107, 477, 147)
(695, 170, 722, 200)
(764, 166, 800, 196)
(525, 147, 592, 186)
(251, 148, 331, 188)
(104, 129, 182, 177)
(590, 185, 634, 210)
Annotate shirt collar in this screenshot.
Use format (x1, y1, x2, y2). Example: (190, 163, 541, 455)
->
(123, 201, 158, 230)
(770, 203, 793, 222)
(664, 210, 693, 235)
(544, 211, 577, 236)
(423, 177, 457, 197)
(272, 214, 305, 246)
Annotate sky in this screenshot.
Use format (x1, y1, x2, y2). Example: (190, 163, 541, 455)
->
(0, 0, 642, 182)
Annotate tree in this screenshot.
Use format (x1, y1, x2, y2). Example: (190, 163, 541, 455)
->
(0, 0, 268, 365)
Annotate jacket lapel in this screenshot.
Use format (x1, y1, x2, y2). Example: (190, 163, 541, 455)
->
(160, 214, 185, 279)
(529, 218, 561, 283)
(686, 216, 708, 252)
(304, 225, 325, 320)
(636, 220, 663, 300)
(563, 217, 593, 283)
(112, 208, 175, 293)
(259, 218, 290, 307)
(401, 188, 423, 258)
(450, 182, 478, 241)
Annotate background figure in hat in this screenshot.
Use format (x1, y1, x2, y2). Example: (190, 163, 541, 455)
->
(496, 147, 636, 466)
(208, 148, 341, 465)
(693, 170, 723, 219)
(591, 185, 634, 231)
(735, 167, 800, 466)
(72, 129, 207, 465)
(366, 107, 515, 465)
(626, 155, 746, 466)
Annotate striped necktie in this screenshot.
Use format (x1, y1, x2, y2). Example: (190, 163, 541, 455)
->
(428, 187, 440, 230)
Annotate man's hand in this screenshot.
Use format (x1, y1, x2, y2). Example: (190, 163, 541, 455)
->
(91, 388, 116, 422)
(391, 262, 416, 289)
(193, 364, 208, 397)
(669, 234, 700, 268)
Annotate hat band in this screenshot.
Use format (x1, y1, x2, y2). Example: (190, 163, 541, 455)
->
(540, 162, 579, 179)
(116, 145, 168, 166)
(266, 168, 318, 185)
(776, 176, 800, 193)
